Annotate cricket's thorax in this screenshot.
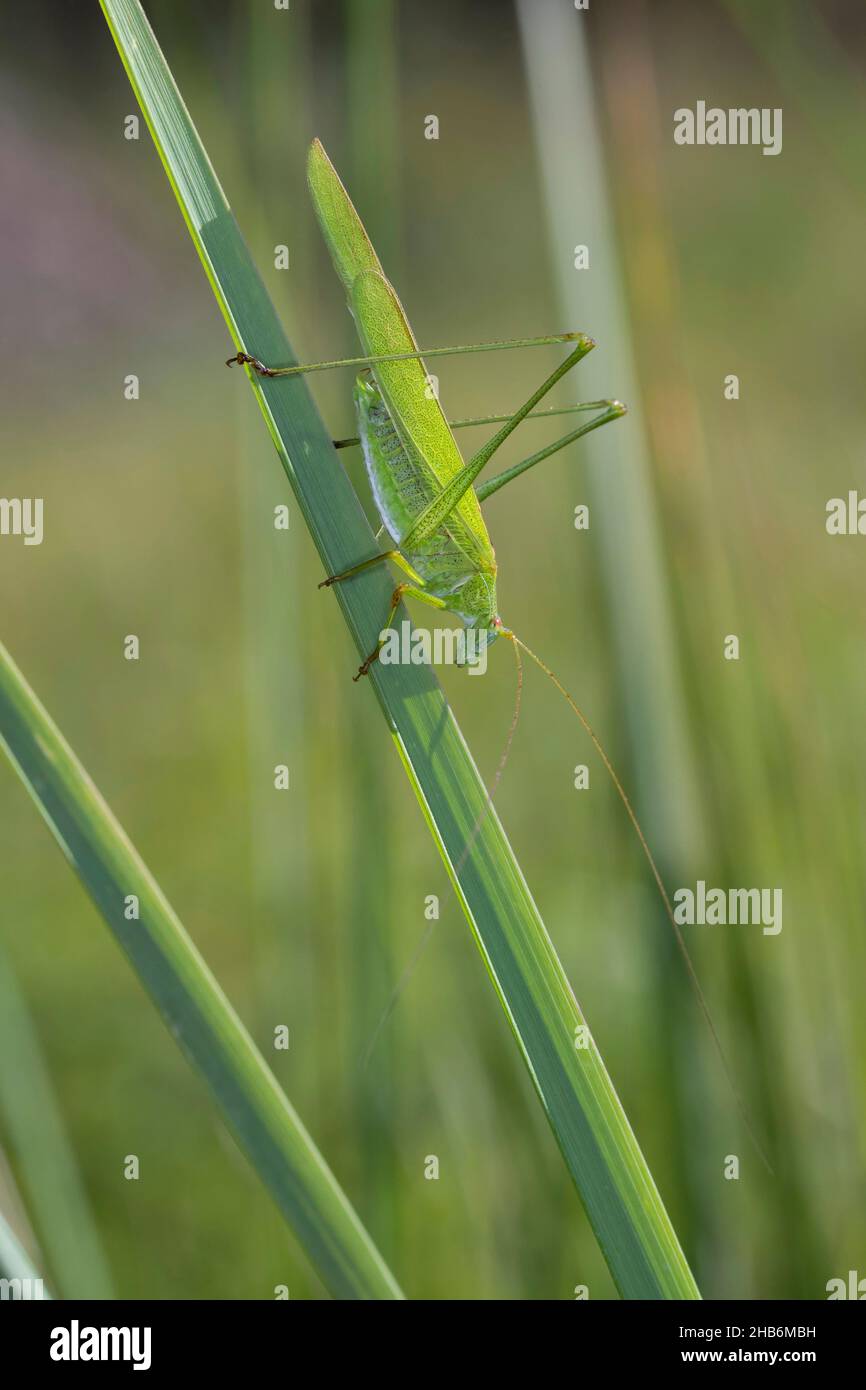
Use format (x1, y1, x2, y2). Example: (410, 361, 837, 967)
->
(354, 374, 498, 618)
(450, 571, 498, 628)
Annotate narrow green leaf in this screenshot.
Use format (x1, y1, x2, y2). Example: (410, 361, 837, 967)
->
(0, 1208, 51, 1299)
(99, 0, 699, 1298)
(0, 945, 114, 1298)
(0, 642, 403, 1301)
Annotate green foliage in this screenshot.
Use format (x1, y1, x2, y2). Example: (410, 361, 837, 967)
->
(99, 0, 698, 1299)
(0, 640, 402, 1300)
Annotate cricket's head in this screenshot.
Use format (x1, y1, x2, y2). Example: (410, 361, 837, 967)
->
(478, 613, 505, 650)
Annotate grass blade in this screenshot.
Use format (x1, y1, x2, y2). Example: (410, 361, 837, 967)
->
(515, 0, 711, 1253)
(0, 945, 114, 1298)
(346, 0, 403, 1251)
(0, 1208, 51, 1299)
(99, 0, 699, 1298)
(0, 641, 403, 1301)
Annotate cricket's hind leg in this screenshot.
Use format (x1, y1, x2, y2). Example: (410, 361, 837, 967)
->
(475, 401, 626, 503)
(355, 584, 448, 682)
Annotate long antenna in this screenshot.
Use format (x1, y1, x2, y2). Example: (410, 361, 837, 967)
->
(363, 638, 524, 1068)
(504, 629, 773, 1174)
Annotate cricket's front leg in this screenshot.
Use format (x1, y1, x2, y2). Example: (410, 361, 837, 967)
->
(318, 549, 424, 590)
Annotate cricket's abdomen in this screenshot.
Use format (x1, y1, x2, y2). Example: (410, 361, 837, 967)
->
(354, 375, 497, 609)
(355, 374, 432, 545)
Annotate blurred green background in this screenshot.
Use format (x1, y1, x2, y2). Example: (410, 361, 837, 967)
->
(1, 0, 865, 1299)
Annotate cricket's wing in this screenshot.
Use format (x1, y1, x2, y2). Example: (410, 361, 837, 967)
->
(354, 375, 484, 597)
(307, 139, 385, 295)
(349, 269, 495, 568)
(307, 136, 494, 571)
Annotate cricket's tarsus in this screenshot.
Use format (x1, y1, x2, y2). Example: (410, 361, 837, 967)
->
(226, 351, 275, 377)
